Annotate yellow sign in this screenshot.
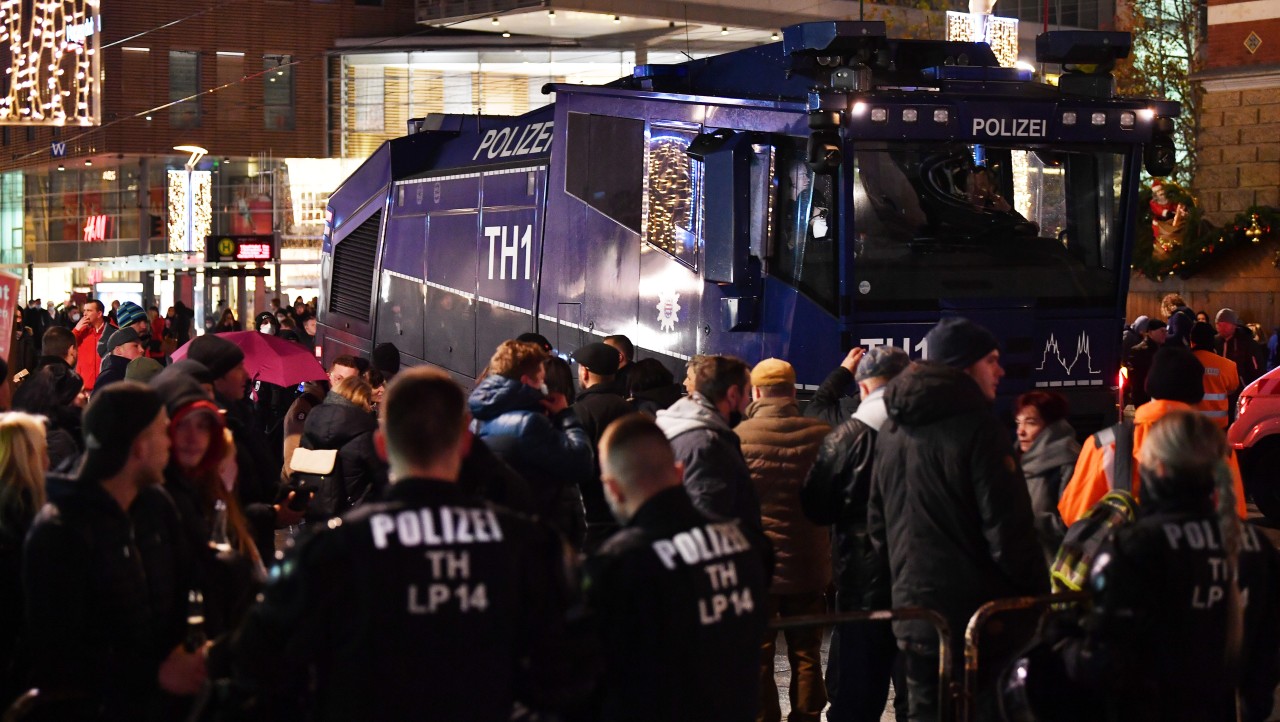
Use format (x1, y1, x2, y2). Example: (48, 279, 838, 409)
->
(218, 237, 236, 256)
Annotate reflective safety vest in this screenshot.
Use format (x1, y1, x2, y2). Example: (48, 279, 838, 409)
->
(1193, 349, 1239, 429)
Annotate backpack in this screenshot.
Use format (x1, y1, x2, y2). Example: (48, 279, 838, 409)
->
(1049, 420, 1139, 592)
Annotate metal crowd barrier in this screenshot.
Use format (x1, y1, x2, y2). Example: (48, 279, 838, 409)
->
(771, 607, 955, 722)
(955, 591, 1092, 722)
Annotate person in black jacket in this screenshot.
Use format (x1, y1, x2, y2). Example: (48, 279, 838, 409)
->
(231, 368, 574, 721)
(9, 307, 37, 383)
(187, 335, 302, 559)
(1008, 411, 1280, 722)
(94, 326, 146, 390)
(801, 346, 910, 722)
(625, 358, 683, 417)
(803, 347, 865, 426)
(21, 383, 206, 719)
(654, 355, 761, 533)
(868, 318, 1047, 722)
(11, 363, 84, 471)
(299, 376, 388, 520)
(585, 414, 771, 722)
(571, 342, 633, 552)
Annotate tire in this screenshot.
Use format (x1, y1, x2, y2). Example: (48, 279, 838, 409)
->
(1243, 439, 1280, 523)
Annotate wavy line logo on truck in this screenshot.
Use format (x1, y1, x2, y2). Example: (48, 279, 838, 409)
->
(1036, 331, 1101, 375)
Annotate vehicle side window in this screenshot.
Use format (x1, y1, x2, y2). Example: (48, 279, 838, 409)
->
(774, 139, 837, 314)
(644, 127, 701, 269)
(565, 112, 643, 233)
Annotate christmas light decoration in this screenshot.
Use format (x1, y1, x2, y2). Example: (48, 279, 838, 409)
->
(945, 11, 1018, 68)
(644, 134, 699, 266)
(0, 0, 101, 125)
(167, 169, 211, 253)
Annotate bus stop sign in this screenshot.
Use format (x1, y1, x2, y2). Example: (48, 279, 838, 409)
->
(207, 234, 276, 263)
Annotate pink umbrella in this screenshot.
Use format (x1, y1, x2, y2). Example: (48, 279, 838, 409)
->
(172, 331, 328, 387)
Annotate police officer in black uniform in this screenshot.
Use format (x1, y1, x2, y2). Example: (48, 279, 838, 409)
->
(584, 414, 771, 722)
(1002, 410, 1280, 722)
(230, 368, 573, 721)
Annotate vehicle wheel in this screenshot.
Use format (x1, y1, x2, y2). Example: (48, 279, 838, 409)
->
(1244, 439, 1280, 523)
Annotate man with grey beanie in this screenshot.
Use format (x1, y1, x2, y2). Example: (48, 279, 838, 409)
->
(867, 318, 1047, 721)
(802, 345, 911, 722)
(22, 383, 207, 717)
(1215, 307, 1264, 391)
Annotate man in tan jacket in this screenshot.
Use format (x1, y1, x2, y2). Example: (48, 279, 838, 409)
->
(735, 358, 832, 722)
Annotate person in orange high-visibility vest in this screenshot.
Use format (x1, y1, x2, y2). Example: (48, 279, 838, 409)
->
(1189, 321, 1239, 430)
(1058, 345, 1247, 526)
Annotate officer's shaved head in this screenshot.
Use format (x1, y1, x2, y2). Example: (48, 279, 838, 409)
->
(599, 415, 680, 516)
(381, 367, 467, 473)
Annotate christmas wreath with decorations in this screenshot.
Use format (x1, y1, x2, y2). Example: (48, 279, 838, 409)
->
(1131, 179, 1279, 280)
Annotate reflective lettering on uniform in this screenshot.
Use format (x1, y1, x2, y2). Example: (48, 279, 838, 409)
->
(441, 507, 455, 544)
(1192, 584, 1224, 609)
(652, 540, 679, 570)
(697, 586, 755, 626)
(370, 506, 503, 549)
(398, 510, 422, 546)
(426, 550, 471, 580)
(1243, 526, 1261, 552)
(704, 561, 738, 591)
(371, 514, 396, 549)
(1184, 522, 1205, 550)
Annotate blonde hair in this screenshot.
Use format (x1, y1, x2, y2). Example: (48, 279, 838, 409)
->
(0, 412, 49, 535)
(1160, 293, 1186, 318)
(334, 376, 374, 412)
(488, 340, 548, 380)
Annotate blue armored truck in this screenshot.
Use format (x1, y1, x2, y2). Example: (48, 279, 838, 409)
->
(317, 21, 1178, 431)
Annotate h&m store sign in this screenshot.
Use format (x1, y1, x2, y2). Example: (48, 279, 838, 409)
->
(206, 234, 276, 263)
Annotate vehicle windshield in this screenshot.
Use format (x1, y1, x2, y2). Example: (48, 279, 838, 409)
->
(850, 142, 1128, 310)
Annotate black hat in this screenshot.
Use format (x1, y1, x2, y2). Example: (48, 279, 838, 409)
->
(516, 332, 553, 353)
(105, 327, 141, 354)
(151, 367, 213, 416)
(573, 342, 621, 376)
(924, 317, 1000, 369)
(1145, 318, 1166, 332)
(153, 358, 214, 385)
(1189, 321, 1217, 350)
(373, 342, 401, 377)
(186, 334, 245, 380)
(1145, 346, 1204, 405)
(79, 382, 165, 482)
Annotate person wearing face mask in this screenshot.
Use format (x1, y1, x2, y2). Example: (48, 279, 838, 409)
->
(468, 339, 592, 538)
(1013, 391, 1080, 563)
(655, 354, 762, 534)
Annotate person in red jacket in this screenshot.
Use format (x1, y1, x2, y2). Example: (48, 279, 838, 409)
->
(71, 299, 107, 392)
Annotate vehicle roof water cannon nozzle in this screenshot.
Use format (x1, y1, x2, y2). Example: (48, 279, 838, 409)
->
(784, 21, 886, 91)
(1037, 31, 1132, 98)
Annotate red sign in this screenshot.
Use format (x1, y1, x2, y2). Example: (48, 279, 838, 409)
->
(236, 242, 272, 261)
(0, 273, 20, 362)
(83, 214, 110, 242)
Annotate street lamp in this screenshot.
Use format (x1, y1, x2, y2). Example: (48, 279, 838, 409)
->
(174, 145, 208, 333)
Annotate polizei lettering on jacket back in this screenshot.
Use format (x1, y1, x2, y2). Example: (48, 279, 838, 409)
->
(369, 506, 504, 615)
(472, 121, 554, 161)
(1161, 520, 1264, 610)
(971, 117, 1047, 138)
(651, 521, 756, 626)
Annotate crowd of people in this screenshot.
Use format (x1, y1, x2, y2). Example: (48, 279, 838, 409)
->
(0, 295, 1277, 722)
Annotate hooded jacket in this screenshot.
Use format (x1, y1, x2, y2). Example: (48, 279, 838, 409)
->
(656, 395, 762, 533)
(868, 362, 1048, 644)
(1016, 418, 1080, 560)
(1057, 399, 1248, 525)
(301, 391, 388, 518)
(468, 374, 593, 526)
(734, 397, 831, 594)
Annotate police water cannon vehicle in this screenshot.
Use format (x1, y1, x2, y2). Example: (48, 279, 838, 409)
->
(317, 21, 1178, 431)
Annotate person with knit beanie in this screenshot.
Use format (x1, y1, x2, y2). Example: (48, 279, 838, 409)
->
(22, 383, 207, 717)
(868, 317, 1046, 721)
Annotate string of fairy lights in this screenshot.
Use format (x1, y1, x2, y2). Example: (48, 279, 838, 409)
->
(0, 0, 100, 126)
